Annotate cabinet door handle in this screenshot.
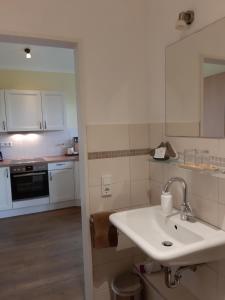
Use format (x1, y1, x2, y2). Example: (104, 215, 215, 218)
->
(44, 121, 47, 130)
(2, 121, 6, 131)
(40, 122, 42, 130)
(49, 172, 52, 181)
(5, 168, 8, 178)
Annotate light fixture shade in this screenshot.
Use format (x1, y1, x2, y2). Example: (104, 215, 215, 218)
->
(176, 10, 195, 31)
(176, 19, 187, 31)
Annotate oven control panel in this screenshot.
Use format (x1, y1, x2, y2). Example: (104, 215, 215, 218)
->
(10, 164, 48, 174)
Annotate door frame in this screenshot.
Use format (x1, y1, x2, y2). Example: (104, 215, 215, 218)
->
(0, 33, 93, 300)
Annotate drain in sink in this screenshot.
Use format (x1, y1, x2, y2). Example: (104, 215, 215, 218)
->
(162, 241, 173, 247)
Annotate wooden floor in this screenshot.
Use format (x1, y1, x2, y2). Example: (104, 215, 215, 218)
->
(0, 207, 84, 300)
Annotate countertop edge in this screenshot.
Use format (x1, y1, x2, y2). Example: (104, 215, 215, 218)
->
(0, 155, 79, 168)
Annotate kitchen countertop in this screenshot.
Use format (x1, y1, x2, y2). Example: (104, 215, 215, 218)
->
(44, 155, 79, 163)
(0, 155, 79, 168)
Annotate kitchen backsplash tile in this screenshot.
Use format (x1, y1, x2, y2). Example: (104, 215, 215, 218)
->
(0, 128, 77, 159)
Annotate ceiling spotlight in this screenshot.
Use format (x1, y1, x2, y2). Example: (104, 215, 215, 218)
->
(24, 48, 31, 59)
(176, 10, 195, 31)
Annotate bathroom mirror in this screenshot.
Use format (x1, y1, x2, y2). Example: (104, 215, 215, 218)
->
(166, 17, 225, 138)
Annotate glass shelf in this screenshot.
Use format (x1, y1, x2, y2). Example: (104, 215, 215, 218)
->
(148, 157, 225, 179)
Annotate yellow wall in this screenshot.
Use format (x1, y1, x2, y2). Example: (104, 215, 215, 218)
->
(0, 69, 77, 129)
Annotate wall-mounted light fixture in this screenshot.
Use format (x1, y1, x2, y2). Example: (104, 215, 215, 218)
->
(176, 10, 195, 31)
(24, 48, 31, 59)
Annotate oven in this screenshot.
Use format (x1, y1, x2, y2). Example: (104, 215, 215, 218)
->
(10, 164, 49, 202)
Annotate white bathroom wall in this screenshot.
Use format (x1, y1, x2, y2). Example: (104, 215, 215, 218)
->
(147, 1, 225, 299)
(0, 0, 150, 124)
(147, 0, 225, 123)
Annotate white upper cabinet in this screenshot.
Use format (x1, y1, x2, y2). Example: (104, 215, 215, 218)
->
(5, 90, 43, 132)
(41, 91, 65, 131)
(0, 90, 7, 132)
(0, 167, 12, 210)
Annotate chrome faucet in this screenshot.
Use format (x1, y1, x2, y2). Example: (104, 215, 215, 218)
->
(163, 177, 194, 221)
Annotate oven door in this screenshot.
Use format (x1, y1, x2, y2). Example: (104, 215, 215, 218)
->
(11, 171, 49, 201)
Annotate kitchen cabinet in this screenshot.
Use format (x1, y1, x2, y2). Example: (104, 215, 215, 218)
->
(0, 167, 12, 210)
(0, 90, 7, 132)
(74, 161, 80, 201)
(4, 89, 65, 132)
(41, 91, 65, 131)
(5, 90, 43, 131)
(48, 162, 75, 203)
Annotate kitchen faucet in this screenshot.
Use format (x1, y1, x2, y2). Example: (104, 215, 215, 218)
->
(163, 177, 194, 221)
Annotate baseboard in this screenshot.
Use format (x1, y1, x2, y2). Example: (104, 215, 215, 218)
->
(0, 199, 80, 218)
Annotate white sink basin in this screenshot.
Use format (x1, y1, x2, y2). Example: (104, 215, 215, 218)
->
(110, 206, 225, 266)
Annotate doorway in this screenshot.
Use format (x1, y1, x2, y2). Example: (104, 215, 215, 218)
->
(0, 36, 89, 299)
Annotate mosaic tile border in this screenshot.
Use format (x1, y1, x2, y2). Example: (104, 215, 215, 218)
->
(88, 148, 151, 160)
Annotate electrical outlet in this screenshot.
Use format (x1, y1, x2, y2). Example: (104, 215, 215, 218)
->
(0, 142, 13, 148)
(101, 175, 112, 197)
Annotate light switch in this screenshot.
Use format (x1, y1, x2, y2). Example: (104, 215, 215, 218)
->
(101, 175, 112, 197)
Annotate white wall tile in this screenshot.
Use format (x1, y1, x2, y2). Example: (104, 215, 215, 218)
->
(191, 194, 219, 227)
(214, 257, 225, 280)
(94, 286, 111, 300)
(219, 178, 225, 204)
(93, 246, 136, 267)
(149, 180, 162, 206)
(128, 123, 150, 149)
(167, 137, 219, 157)
(130, 179, 150, 207)
(217, 139, 225, 158)
(163, 164, 192, 186)
(89, 181, 130, 214)
(93, 256, 135, 300)
(217, 273, 225, 300)
(130, 155, 150, 181)
(87, 124, 129, 152)
(191, 172, 218, 202)
(149, 123, 164, 148)
(88, 157, 130, 187)
(217, 204, 225, 231)
(149, 161, 164, 183)
(182, 264, 218, 300)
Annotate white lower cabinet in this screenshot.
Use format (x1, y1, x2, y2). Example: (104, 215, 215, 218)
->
(74, 161, 80, 201)
(48, 162, 75, 203)
(0, 167, 12, 210)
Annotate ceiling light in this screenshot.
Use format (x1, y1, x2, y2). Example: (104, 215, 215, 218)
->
(24, 48, 31, 59)
(176, 10, 195, 31)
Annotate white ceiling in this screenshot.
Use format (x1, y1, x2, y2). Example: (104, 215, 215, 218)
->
(0, 42, 75, 73)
